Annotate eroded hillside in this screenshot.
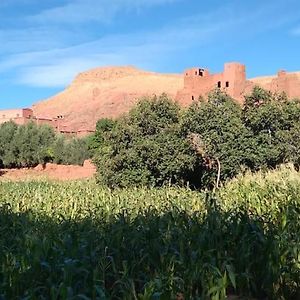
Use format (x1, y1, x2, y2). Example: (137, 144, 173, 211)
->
(33, 66, 183, 131)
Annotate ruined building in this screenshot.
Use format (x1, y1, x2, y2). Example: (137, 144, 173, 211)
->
(0, 108, 93, 136)
(176, 62, 300, 104)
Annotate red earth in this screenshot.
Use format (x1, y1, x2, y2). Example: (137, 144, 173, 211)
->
(0, 160, 96, 181)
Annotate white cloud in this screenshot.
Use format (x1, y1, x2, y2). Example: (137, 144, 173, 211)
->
(0, 27, 77, 55)
(4, 17, 226, 87)
(30, 0, 180, 24)
(2, 0, 300, 88)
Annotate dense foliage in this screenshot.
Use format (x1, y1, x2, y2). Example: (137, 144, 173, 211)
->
(94, 88, 300, 188)
(0, 166, 299, 299)
(52, 134, 91, 166)
(0, 121, 91, 168)
(94, 94, 200, 187)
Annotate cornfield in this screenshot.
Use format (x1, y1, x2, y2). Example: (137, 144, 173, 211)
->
(0, 165, 299, 299)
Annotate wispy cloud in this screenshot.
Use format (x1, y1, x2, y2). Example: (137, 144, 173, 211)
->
(290, 26, 300, 35)
(8, 21, 222, 87)
(1, 0, 300, 88)
(30, 0, 180, 24)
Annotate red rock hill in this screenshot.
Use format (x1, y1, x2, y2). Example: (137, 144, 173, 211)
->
(33, 66, 183, 131)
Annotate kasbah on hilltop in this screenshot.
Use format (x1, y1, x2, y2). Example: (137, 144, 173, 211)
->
(1, 62, 300, 136)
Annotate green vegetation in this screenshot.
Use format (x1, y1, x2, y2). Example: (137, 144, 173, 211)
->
(1, 87, 300, 299)
(94, 95, 198, 187)
(52, 134, 91, 166)
(94, 88, 300, 188)
(0, 166, 299, 299)
(0, 121, 91, 168)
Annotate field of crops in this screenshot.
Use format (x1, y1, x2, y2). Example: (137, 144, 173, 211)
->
(0, 165, 299, 299)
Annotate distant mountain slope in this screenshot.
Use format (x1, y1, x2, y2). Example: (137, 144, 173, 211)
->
(33, 66, 183, 131)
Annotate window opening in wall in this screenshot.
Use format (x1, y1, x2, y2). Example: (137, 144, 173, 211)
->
(217, 81, 221, 88)
(195, 71, 197, 75)
(16, 114, 19, 117)
(192, 96, 194, 100)
(226, 81, 229, 88)
(199, 69, 203, 76)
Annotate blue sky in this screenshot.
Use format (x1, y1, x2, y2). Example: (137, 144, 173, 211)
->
(1, 0, 300, 109)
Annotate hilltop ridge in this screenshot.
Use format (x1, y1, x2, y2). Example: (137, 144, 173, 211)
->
(32, 66, 183, 131)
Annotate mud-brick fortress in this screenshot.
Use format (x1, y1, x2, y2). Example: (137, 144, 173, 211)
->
(176, 62, 300, 104)
(0, 108, 93, 137)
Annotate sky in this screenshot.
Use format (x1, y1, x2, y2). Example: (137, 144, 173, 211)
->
(1, 0, 300, 109)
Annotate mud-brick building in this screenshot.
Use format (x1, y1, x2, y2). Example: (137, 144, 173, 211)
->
(260, 70, 300, 99)
(0, 108, 59, 127)
(0, 108, 89, 136)
(0, 108, 34, 125)
(176, 62, 251, 104)
(176, 62, 300, 105)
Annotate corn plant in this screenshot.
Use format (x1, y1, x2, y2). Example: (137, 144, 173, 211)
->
(0, 166, 299, 299)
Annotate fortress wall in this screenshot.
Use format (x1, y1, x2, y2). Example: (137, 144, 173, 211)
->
(177, 62, 248, 104)
(253, 71, 300, 100)
(0, 108, 29, 119)
(22, 108, 34, 118)
(223, 63, 246, 99)
(35, 117, 57, 128)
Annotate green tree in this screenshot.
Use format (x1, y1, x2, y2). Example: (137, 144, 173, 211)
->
(13, 122, 55, 167)
(242, 88, 300, 169)
(95, 94, 200, 188)
(52, 135, 66, 164)
(89, 118, 118, 158)
(0, 121, 18, 167)
(181, 89, 251, 183)
(64, 137, 90, 166)
(52, 135, 91, 166)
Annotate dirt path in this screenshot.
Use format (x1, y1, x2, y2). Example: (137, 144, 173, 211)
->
(0, 160, 96, 181)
